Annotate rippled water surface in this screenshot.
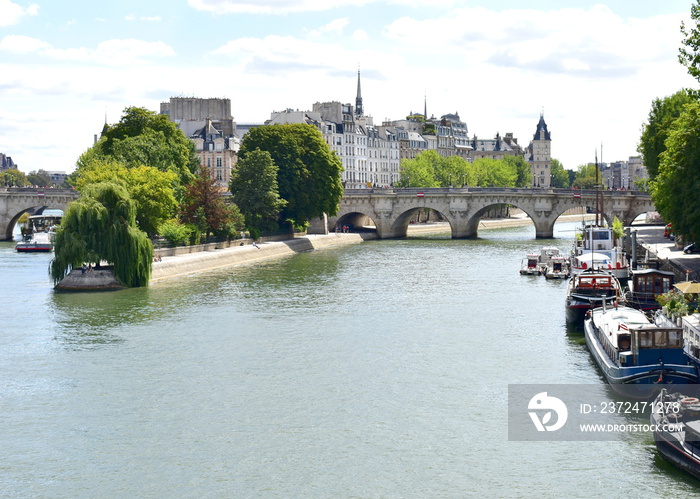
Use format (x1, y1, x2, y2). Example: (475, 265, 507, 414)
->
(1, 222, 699, 498)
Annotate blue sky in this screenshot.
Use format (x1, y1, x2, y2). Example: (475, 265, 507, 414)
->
(1, 0, 697, 173)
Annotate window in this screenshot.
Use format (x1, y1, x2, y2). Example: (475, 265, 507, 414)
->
(216, 157, 222, 168)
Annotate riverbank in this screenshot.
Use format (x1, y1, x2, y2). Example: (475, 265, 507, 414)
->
(56, 213, 595, 289)
(150, 232, 368, 283)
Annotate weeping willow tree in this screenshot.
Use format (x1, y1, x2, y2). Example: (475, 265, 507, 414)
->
(50, 182, 153, 287)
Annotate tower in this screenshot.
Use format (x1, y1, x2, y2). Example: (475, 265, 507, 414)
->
(355, 69, 363, 118)
(529, 113, 552, 187)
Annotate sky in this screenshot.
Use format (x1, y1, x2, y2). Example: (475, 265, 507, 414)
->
(1, 0, 698, 174)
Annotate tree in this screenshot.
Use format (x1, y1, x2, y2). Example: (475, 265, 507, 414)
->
(50, 182, 153, 287)
(86, 106, 199, 187)
(398, 150, 442, 187)
(650, 100, 700, 243)
(638, 90, 695, 179)
(550, 159, 570, 188)
(72, 158, 179, 238)
(27, 169, 52, 187)
(229, 148, 286, 239)
(502, 155, 532, 187)
(680, 0, 700, 85)
(180, 165, 243, 240)
(0, 168, 29, 187)
(238, 124, 344, 229)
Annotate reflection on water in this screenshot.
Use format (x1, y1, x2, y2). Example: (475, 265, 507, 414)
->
(2, 223, 700, 497)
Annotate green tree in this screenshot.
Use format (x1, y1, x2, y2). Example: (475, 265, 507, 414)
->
(27, 169, 52, 187)
(229, 148, 287, 239)
(638, 90, 695, 179)
(650, 100, 700, 243)
(72, 158, 179, 238)
(87, 106, 199, 187)
(398, 151, 440, 187)
(0, 168, 29, 187)
(180, 165, 243, 240)
(50, 182, 153, 287)
(550, 159, 570, 188)
(680, 0, 700, 85)
(502, 155, 532, 187)
(238, 124, 344, 230)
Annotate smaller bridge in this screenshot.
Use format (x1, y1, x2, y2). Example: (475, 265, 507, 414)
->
(329, 187, 655, 239)
(0, 188, 79, 241)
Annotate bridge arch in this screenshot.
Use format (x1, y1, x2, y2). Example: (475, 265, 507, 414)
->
(0, 188, 78, 240)
(327, 188, 655, 239)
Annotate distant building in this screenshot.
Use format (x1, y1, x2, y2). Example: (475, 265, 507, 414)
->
(160, 97, 239, 187)
(1, 152, 17, 171)
(528, 113, 552, 187)
(601, 156, 648, 190)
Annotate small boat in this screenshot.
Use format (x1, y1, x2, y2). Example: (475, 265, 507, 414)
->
(565, 268, 622, 323)
(570, 224, 630, 280)
(15, 231, 53, 252)
(15, 213, 61, 253)
(519, 253, 542, 276)
(651, 388, 700, 480)
(623, 269, 675, 311)
(584, 304, 698, 397)
(544, 255, 570, 279)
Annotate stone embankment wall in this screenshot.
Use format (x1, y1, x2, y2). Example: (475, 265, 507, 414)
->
(150, 233, 369, 283)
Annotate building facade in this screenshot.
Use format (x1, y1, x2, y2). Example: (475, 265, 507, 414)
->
(160, 97, 239, 187)
(528, 113, 552, 187)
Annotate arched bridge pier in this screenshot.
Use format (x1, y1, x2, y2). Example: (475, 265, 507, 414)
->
(0, 188, 79, 240)
(327, 188, 655, 239)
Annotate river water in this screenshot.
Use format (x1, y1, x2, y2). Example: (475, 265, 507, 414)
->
(1, 221, 698, 498)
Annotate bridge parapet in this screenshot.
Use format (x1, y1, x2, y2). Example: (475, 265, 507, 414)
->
(0, 187, 79, 240)
(330, 187, 654, 239)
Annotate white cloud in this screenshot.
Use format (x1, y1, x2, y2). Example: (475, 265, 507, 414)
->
(125, 13, 163, 22)
(308, 17, 350, 37)
(0, 36, 176, 66)
(187, 0, 374, 15)
(352, 29, 368, 42)
(0, 0, 38, 27)
(0, 34, 49, 54)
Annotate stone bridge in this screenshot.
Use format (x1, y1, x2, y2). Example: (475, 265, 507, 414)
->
(328, 187, 655, 239)
(0, 188, 79, 240)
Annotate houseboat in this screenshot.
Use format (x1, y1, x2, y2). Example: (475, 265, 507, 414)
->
(570, 224, 630, 281)
(565, 268, 622, 323)
(584, 304, 698, 397)
(623, 269, 674, 311)
(651, 388, 700, 480)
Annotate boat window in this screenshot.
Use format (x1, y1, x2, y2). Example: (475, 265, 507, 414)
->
(618, 335, 631, 351)
(654, 331, 668, 347)
(638, 331, 653, 348)
(592, 232, 610, 240)
(668, 330, 682, 348)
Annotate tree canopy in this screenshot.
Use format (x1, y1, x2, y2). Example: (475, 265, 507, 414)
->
(180, 165, 244, 239)
(0, 168, 29, 187)
(72, 158, 179, 238)
(229, 148, 286, 239)
(50, 182, 153, 287)
(84, 106, 199, 187)
(397, 151, 531, 188)
(550, 159, 570, 188)
(238, 123, 344, 229)
(638, 90, 695, 179)
(650, 100, 700, 243)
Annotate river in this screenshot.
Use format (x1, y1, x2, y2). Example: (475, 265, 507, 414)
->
(1, 221, 698, 498)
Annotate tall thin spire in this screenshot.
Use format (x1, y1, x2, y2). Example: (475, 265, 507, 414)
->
(355, 67, 363, 117)
(424, 93, 427, 120)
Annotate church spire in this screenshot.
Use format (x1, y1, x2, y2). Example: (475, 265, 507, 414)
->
(355, 68, 363, 117)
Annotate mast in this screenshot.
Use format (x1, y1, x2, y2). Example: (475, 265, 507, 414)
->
(595, 150, 600, 226)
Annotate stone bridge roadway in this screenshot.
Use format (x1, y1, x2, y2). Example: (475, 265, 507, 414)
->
(0, 187, 78, 240)
(330, 187, 655, 239)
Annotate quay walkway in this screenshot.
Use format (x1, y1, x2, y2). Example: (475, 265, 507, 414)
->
(632, 225, 700, 282)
